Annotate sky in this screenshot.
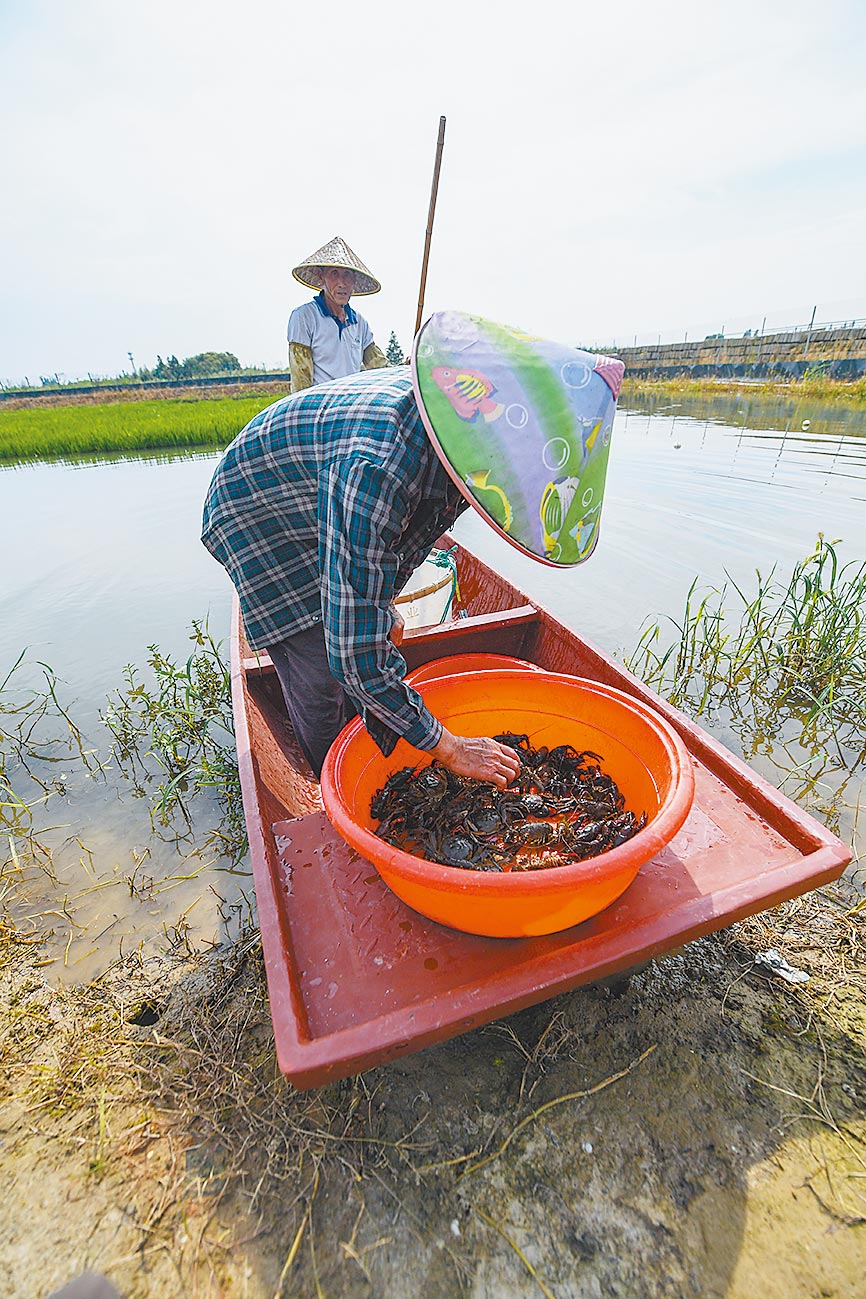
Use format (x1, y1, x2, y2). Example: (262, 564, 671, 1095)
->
(2, 0, 865, 384)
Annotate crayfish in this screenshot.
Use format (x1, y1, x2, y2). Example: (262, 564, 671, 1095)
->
(369, 732, 648, 873)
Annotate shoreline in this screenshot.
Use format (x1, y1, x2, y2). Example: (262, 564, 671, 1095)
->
(3, 373, 866, 411)
(0, 375, 862, 467)
(621, 374, 866, 406)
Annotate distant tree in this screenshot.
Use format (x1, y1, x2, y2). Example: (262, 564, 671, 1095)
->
(153, 354, 183, 380)
(179, 351, 241, 379)
(385, 331, 404, 365)
(150, 352, 240, 381)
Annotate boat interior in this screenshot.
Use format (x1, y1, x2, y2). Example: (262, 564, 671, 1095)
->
(230, 538, 851, 1087)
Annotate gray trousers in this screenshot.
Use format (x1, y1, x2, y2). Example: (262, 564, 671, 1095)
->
(267, 624, 358, 779)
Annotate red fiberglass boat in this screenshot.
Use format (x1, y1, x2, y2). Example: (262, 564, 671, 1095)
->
(230, 537, 851, 1089)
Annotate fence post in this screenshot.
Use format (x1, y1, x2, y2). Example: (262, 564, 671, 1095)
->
(802, 305, 817, 362)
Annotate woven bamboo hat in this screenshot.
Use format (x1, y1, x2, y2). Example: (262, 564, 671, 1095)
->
(292, 235, 381, 296)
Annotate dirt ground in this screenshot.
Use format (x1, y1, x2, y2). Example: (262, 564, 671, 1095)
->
(2, 881, 865, 1299)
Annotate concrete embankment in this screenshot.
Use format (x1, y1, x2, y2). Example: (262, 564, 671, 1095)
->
(606, 324, 866, 381)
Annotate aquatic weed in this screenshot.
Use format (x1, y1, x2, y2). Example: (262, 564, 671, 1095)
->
(102, 620, 247, 864)
(0, 651, 100, 880)
(627, 537, 865, 731)
(626, 537, 866, 835)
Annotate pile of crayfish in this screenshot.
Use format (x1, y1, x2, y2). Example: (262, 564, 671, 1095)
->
(370, 732, 647, 871)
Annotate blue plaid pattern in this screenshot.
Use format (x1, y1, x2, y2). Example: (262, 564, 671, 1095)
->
(201, 369, 465, 751)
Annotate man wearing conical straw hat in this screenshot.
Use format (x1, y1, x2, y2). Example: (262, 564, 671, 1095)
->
(288, 235, 388, 392)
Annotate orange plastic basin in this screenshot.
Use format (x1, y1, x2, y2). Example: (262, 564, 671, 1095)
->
(321, 670, 695, 938)
(406, 652, 544, 687)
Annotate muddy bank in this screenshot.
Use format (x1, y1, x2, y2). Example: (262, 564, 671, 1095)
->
(2, 881, 864, 1299)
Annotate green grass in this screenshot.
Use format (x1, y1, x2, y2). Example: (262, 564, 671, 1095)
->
(626, 536, 865, 722)
(1, 650, 100, 885)
(1, 624, 244, 967)
(623, 536, 866, 838)
(0, 395, 275, 462)
(102, 621, 246, 863)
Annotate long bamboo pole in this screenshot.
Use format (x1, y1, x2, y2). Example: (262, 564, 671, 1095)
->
(414, 116, 446, 337)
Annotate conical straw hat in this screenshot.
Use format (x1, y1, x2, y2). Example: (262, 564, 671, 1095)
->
(412, 311, 625, 568)
(292, 235, 381, 295)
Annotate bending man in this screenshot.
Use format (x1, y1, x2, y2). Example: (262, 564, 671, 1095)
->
(202, 310, 623, 787)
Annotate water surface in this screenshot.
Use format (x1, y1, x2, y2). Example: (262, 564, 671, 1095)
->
(2, 393, 864, 976)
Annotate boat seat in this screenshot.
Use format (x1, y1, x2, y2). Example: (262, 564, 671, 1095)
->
(242, 605, 541, 677)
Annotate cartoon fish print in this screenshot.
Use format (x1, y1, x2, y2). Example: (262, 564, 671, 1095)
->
(431, 366, 504, 423)
(540, 476, 581, 557)
(537, 480, 579, 555)
(568, 508, 601, 562)
(467, 469, 513, 531)
(543, 421, 612, 561)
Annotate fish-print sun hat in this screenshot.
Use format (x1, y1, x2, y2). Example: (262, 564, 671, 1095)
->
(412, 311, 624, 567)
(292, 235, 381, 295)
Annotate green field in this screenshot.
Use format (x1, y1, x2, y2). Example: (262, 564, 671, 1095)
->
(3, 375, 863, 467)
(0, 395, 277, 463)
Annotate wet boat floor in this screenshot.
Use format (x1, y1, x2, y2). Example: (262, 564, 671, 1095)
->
(269, 753, 833, 1074)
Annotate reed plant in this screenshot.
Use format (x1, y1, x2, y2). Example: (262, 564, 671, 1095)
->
(0, 395, 274, 462)
(102, 621, 246, 863)
(630, 537, 866, 758)
(1, 651, 100, 883)
(2, 629, 249, 972)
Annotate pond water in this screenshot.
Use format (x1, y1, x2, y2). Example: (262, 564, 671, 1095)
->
(2, 391, 864, 977)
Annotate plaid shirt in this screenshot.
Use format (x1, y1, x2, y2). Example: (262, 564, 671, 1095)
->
(201, 368, 466, 753)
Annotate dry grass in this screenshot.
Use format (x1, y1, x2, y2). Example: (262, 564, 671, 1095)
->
(0, 381, 290, 412)
(621, 374, 866, 405)
(2, 869, 865, 1296)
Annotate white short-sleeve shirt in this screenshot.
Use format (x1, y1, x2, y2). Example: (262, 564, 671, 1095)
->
(287, 294, 375, 386)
